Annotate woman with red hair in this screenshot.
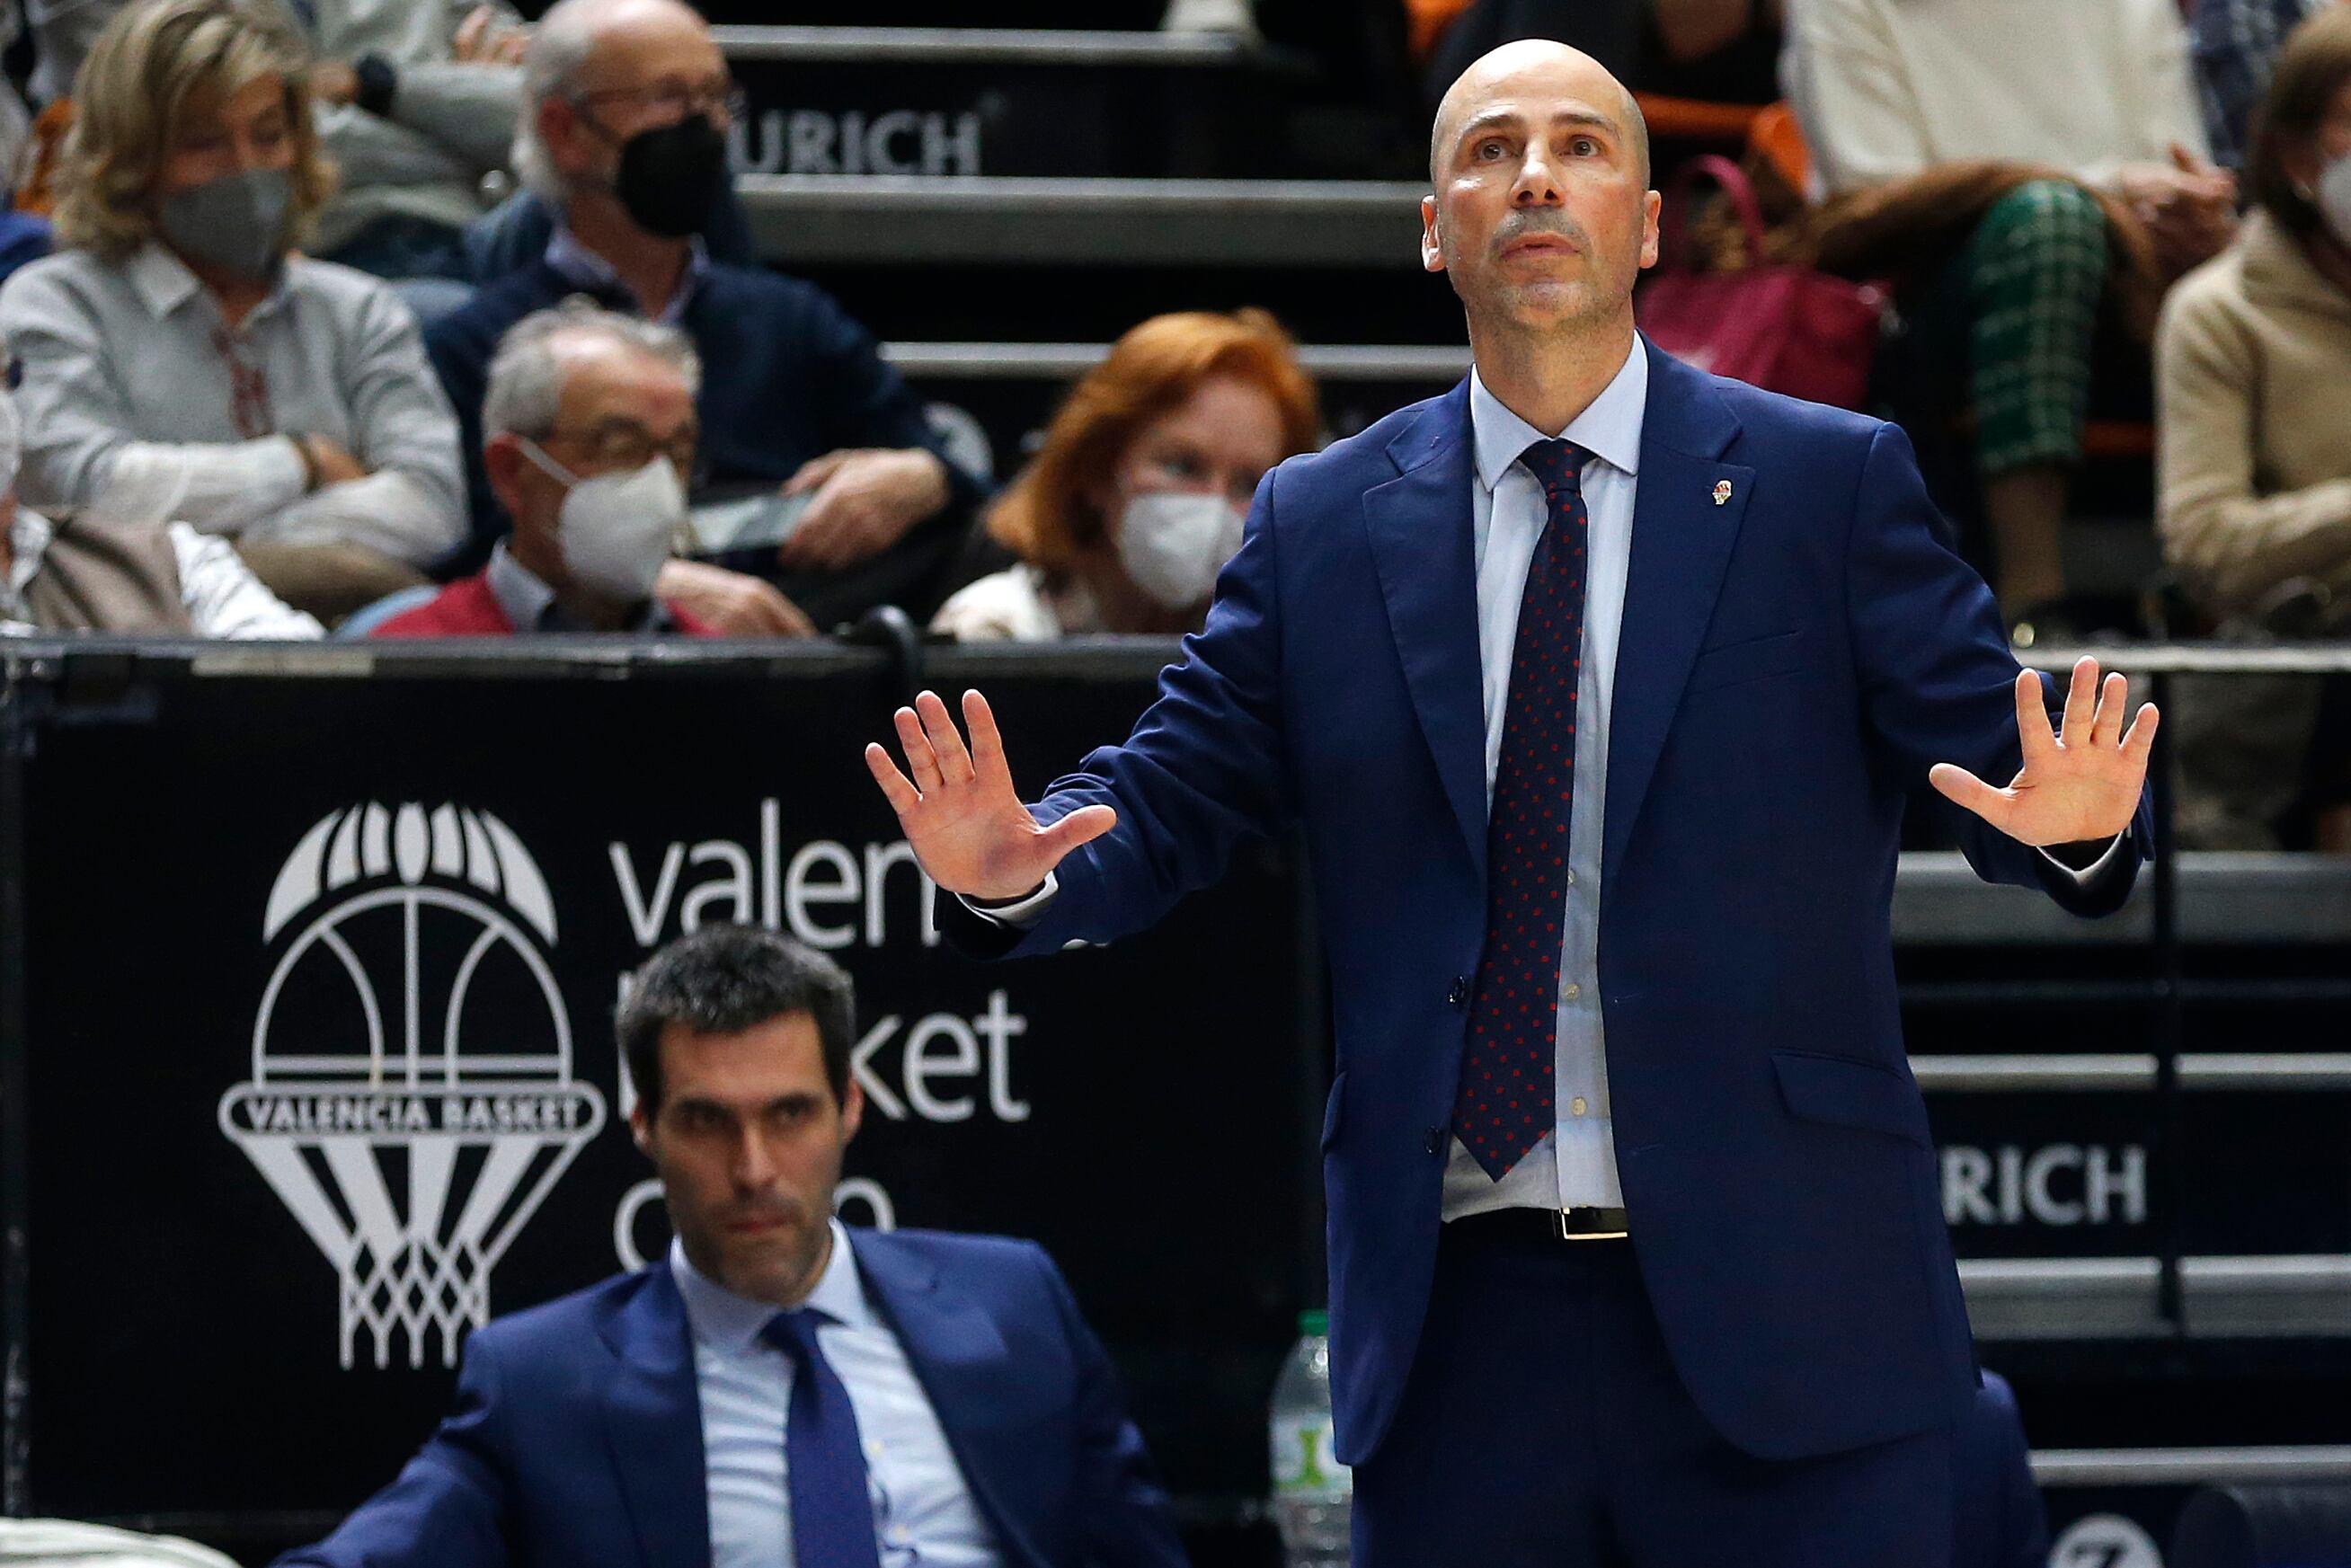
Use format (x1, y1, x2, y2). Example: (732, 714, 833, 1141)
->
(932, 308, 1320, 641)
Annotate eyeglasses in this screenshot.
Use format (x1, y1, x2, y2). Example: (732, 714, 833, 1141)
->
(572, 78, 747, 126)
(545, 420, 699, 477)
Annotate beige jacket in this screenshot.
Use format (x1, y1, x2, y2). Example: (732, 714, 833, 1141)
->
(2156, 212, 2351, 617)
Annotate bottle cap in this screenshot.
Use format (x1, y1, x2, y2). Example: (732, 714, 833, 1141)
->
(1299, 1308, 1329, 1337)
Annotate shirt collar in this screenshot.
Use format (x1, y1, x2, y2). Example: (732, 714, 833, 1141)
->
(545, 225, 709, 326)
(4, 505, 54, 607)
(125, 242, 289, 323)
(484, 539, 674, 633)
(484, 540, 558, 632)
(1468, 334, 1648, 493)
(670, 1218, 871, 1355)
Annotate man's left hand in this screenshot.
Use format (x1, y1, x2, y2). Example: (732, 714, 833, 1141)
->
(1929, 656, 2158, 847)
(776, 448, 952, 571)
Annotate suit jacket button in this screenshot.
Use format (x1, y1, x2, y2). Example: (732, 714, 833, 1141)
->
(1447, 977, 1468, 1007)
(1424, 1126, 1444, 1155)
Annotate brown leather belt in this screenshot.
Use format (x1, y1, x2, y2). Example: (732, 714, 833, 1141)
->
(1452, 1206, 1632, 1244)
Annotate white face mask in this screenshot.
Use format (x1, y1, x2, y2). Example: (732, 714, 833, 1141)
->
(1114, 490, 1246, 610)
(518, 439, 684, 607)
(2319, 149, 2351, 249)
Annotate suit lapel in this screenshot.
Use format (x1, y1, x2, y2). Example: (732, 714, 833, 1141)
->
(1362, 380, 1489, 873)
(850, 1232, 1039, 1568)
(597, 1265, 711, 1568)
(1603, 343, 1754, 888)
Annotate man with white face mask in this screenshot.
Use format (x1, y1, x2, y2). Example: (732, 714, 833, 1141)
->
(375, 302, 811, 636)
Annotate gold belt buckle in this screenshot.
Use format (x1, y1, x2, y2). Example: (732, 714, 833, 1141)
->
(1554, 1206, 1630, 1241)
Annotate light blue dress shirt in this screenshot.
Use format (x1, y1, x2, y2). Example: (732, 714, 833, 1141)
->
(1437, 344, 1650, 1219)
(670, 1222, 1001, 1568)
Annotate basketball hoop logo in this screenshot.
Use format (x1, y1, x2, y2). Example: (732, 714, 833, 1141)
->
(219, 803, 607, 1369)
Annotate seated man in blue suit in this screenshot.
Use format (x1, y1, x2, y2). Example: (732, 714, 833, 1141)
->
(279, 925, 1187, 1568)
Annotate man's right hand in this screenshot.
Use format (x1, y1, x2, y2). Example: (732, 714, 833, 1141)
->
(451, 4, 529, 64)
(865, 689, 1118, 901)
(653, 559, 815, 637)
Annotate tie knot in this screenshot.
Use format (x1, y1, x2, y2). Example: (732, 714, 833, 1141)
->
(1519, 438, 1593, 493)
(760, 1306, 830, 1363)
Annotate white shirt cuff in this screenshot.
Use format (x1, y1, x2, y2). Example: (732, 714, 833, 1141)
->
(958, 871, 1059, 928)
(2038, 831, 2127, 884)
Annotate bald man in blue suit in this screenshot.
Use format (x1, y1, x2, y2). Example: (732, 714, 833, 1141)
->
(869, 40, 2156, 1568)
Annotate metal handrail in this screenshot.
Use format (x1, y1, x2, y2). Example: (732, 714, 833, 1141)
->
(1911, 1053, 2351, 1092)
(2033, 1446, 2351, 1485)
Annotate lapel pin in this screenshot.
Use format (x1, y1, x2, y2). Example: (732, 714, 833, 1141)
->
(1712, 480, 1733, 506)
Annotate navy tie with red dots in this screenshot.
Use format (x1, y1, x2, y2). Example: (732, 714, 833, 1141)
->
(1455, 437, 1594, 1181)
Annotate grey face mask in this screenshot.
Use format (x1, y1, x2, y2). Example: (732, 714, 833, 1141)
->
(156, 166, 292, 279)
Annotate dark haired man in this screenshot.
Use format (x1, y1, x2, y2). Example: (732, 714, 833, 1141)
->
(280, 925, 1187, 1568)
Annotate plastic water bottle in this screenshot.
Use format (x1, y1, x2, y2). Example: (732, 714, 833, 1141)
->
(1269, 1308, 1352, 1567)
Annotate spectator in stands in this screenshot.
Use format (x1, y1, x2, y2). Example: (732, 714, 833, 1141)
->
(0, 0, 467, 624)
(932, 309, 1318, 642)
(279, 925, 1189, 1568)
(377, 302, 811, 637)
(1784, 0, 2238, 635)
(301, 1, 527, 287)
(2196, 0, 2332, 174)
(2157, 4, 2351, 850)
(0, 385, 320, 635)
(1423, 0, 1787, 108)
(425, 0, 987, 630)
(17, 0, 523, 290)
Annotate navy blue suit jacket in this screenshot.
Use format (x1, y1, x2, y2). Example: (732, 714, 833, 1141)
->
(948, 343, 2151, 1468)
(278, 1228, 1187, 1568)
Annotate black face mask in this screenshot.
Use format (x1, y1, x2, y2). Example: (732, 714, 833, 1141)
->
(613, 113, 729, 238)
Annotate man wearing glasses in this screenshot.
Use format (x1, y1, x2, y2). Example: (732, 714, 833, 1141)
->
(377, 303, 804, 636)
(421, 0, 985, 634)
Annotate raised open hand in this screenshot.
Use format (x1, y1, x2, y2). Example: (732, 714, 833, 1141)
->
(1929, 656, 2157, 848)
(864, 689, 1118, 901)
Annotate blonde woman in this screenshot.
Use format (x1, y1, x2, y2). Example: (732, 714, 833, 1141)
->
(0, 0, 465, 619)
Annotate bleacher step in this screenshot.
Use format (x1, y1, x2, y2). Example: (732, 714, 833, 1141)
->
(741, 175, 1428, 266)
(713, 25, 1255, 66)
(883, 341, 1471, 380)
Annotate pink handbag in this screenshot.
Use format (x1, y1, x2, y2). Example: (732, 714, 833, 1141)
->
(1637, 154, 1888, 412)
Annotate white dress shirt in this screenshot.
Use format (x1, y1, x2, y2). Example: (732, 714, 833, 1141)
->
(483, 543, 679, 633)
(670, 1223, 1001, 1568)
